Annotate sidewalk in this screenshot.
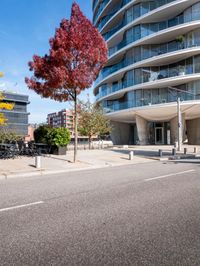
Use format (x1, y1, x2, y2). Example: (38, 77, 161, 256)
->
(0, 145, 199, 179)
(0, 148, 154, 179)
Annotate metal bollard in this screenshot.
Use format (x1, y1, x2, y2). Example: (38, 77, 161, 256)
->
(174, 142, 178, 149)
(158, 149, 163, 157)
(129, 151, 134, 160)
(194, 147, 197, 154)
(172, 148, 176, 156)
(35, 156, 41, 169)
(184, 148, 187, 155)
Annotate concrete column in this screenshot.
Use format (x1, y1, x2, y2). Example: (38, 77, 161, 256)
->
(170, 114, 186, 145)
(110, 121, 130, 145)
(186, 118, 200, 145)
(136, 115, 149, 145)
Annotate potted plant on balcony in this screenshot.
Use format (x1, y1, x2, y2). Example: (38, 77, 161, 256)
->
(176, 35, 185, 49)
(48, 127, 71, 155)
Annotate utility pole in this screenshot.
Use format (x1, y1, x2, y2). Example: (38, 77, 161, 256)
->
(177, 97, 182, 152)
(168, 86, 199, 151)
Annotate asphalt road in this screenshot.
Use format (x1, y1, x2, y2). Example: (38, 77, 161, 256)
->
(0, 161, 200, 266)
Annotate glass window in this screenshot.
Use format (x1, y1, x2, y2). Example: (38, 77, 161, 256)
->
(112, 82, 119, 92)
(141, 2, 149, 15)
(178, 61, 186, 76)
(126, 8, 133, 24)
(127, 91, 136, 107)
(152, 89, 159, 104)
(149, 1, 156, 11)
(142, 45, 151, 59)
(133, 4, 140, 20)
(134, 46, 141, 62)
(142, 67, 150, 83)
(133, 25, 141, 41)
(159, 66, 168, 79)
(192, 3, 200, 21)
(194, 80, 200, 100)
(159, 88, 168, 103)
(141, 24, 149, 38)
(187, 31, 194, 47)
(168, 17, 178, 27)
(126, 28, 133, 44)
(159, 21, 167, 31)
(194, 55, 200, 73)
(136, 90, 143, 106)
(169, 63, 178, 77)
(184, 7, 192, 23)
(149, 23, 158, 34)
(135, 69, 142, 85)
(194, 29, 200, 46)
(149, 66, 159, 81)
(143, 89, 151, 105)
(159, 43, 167, 54)
(124, 71, 134, 87)
(151, 45, 159, 57)
(186, 57, 193, 74)
(168, 41, 178, 52)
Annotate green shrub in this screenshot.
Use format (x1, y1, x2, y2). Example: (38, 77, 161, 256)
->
(47, 127, 71, 147)
(34, 125, 52, 144)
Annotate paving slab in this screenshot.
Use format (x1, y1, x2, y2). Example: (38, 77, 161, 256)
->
(0, 145, 199, 179)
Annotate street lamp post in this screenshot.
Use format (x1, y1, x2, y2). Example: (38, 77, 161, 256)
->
(177, 96, 182, 152)
(168, 86, 199, 152)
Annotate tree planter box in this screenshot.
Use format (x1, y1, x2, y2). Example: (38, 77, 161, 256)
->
(52, 146, 67, 155)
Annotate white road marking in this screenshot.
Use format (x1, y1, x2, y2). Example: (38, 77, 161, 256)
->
(0, 201, 44, 213)
(145, 169, 196, 182)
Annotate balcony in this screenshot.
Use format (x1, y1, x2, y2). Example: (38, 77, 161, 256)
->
(97, 0, 132, 30)
(96, 55, 200, 100)
(103, 84, 200, 113)
(93, 0, 110, 25)
(95, 40, 200, 86)
(101, 0, 176, 39)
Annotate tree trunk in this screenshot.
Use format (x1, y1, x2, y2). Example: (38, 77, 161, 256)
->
(74, 91, 78, 163)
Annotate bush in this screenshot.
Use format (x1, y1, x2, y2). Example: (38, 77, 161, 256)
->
(48, 127, 71, 147)
(34, 125, 52, 144)
(34, 125, 71, 147)
(0, 129, 20, 143)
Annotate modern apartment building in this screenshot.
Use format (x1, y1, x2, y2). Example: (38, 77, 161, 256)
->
(47, 109, 75, 137)
(0, 91, 29, 136)
(93, 0, 200, 145)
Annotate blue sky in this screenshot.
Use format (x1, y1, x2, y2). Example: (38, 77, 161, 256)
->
(0, 0, 93, 123)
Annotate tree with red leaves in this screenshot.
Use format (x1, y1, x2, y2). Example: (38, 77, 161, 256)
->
(25, 2, 108, 162)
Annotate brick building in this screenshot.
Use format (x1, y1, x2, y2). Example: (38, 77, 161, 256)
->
(47, 109, 75, 137)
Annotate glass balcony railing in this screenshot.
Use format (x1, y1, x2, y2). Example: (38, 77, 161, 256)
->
(101, 0, 175, 38)
(103, 83, 200, 113)
(108, 2, 200, 57)
(97, 0, 132, 30)
(93, 0, 99, 11)
(95, 39, 200, 85)
(96, 55, 200, 100)
(93, 0, 110, 25)
(108, 17, 184, 56)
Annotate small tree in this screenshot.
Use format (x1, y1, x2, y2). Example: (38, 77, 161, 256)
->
(25, 2, 108, 162)
(34, 124, 52, 144)
(47, 127, 71, 147)
(78, 99, 111, 148)
(0, 128, 20, 143)
(0, 73, 14, 125)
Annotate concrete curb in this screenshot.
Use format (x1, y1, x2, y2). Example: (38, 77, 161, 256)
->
(0, 159, 158, 180)
(0, 165, 108, 180)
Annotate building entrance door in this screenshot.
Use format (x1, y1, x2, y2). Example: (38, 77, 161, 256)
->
(155, 127, 164, 145)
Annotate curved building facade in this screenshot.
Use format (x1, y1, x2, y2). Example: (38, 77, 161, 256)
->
(93, 0, 200, 145)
